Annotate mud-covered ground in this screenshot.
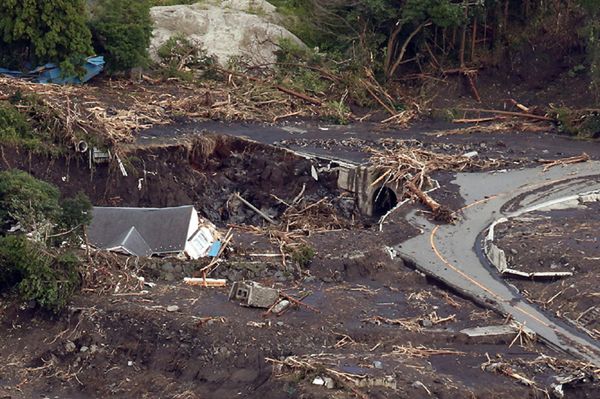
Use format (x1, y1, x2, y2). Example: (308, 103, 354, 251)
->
(2, 232, 596, 399)
(1, 128, 599, 398)
(494, 202, 600, 339)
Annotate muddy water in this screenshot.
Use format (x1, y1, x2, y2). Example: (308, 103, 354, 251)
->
(396, 162, 600, 366)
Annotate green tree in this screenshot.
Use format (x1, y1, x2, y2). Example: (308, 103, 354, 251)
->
(0, 235, 81, 313)
(89, 0, 153, 72)
(59, 191, 93, 231)
(0, 0, 93, 75)
(0, 170, 61, 238)
(0, 170, 93, 240)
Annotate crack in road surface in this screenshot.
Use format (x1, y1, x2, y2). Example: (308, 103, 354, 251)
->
(396, 162, 600, 366)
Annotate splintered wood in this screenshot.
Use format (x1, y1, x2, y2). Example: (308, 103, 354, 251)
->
(81, 251, 144, 294)
(430, 120, 552, 137)
(0, 77, 167, 146)
(539, 152, 590, 171)
(368, 141, 499, 222)
(390, 344, 465, 359)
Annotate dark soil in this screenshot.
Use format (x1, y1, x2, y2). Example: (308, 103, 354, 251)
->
(494, 202, 600, 337)
(1, 127, 599, 398)
(0, 238, 585, 399)
(0, 134, 355, 228)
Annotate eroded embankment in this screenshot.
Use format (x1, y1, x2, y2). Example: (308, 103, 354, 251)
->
(0, 134, 356, 226)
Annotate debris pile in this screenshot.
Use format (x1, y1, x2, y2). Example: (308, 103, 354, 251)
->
(0, 77, 167, 146)
(368, 141, 501, 221)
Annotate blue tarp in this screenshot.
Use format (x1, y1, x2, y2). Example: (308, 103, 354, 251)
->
(208, 241, 222, 257)
(0, 56, 105, 84)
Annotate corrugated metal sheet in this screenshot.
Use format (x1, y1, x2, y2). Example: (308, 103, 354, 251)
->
(0, 56, 105, 84)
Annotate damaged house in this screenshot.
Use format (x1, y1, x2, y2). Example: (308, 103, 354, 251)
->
(87, 205, 218, 259)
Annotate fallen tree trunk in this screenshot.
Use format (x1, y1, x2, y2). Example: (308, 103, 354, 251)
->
(539, 152, 590, 171)
(458, 108, 555, 122)
(406, 181, 456, 223)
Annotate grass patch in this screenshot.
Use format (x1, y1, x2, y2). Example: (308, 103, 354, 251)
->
(290, 244, 316, 268)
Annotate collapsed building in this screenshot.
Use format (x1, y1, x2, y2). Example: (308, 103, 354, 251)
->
(87, 205, 219, 259)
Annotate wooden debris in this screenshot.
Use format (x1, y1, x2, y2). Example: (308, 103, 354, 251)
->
(390, 344, 465, 358)
(431, 120, 551, 136)
(481, 354, 536, 387)
(452, 116, 501, 123)
(235, 193, 276, 224)
(406, 180, 456, 223)
(368, 141, 498, 223)
(279, 292, 321, 314)
(183, 277, 227, 287)
(334, 333, 356, 349)
(457, 107, 555, 122)
(362, 315, 422, 332)
(539, 152, 590, 172)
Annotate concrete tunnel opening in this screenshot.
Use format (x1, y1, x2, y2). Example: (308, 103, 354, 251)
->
(372, 186, 398, 217)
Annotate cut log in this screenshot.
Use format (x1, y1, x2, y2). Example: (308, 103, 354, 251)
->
(184, 277, 227, 287)
(457, 108, 555, 121)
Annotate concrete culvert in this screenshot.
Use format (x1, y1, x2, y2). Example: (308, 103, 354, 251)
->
(372, 186, 397, 217)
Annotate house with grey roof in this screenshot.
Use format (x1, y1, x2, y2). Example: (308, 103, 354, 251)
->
(88, 205, 218, 259)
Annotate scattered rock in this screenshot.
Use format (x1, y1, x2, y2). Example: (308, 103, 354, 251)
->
(272, 300, 290, 314)
(420, 319, 433, 328)
(312, 376, 334, 388)
(167, 305, 180, 312)
(161, 262, 174, 272)
(80, 346, 89, 353)
(65, 341, 76, 353)
(373, 360, 383, 369)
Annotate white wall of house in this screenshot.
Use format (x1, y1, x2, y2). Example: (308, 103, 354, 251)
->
(184, 208, 219, 259)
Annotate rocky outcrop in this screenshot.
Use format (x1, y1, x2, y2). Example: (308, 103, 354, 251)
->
(150, 0, 305, 66)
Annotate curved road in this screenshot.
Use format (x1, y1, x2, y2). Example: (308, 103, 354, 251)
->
(395, 161, 600, 366)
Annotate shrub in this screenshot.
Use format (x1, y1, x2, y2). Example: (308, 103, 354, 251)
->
(0, 102, 41, 149)
(0, 0, 93, 76)
(290, 244, 316, 267)
(89, 0, 154, 72)
(0, 170, 61, 237)
(0, 235, 26, 289)
(0, 170, 93, 238)
(59, 191, 93, 232)
(0, 235, 81, 313)
(157, 35, 216, 80)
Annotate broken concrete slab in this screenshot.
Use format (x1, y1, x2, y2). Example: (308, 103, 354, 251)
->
(461, 324, 535, 338)
(229, 281, 279, 308)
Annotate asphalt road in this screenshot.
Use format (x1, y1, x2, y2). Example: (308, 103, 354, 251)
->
(396, 162, 600, 366)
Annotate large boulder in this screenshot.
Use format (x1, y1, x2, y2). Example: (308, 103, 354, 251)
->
(150, 0, 305, 66)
